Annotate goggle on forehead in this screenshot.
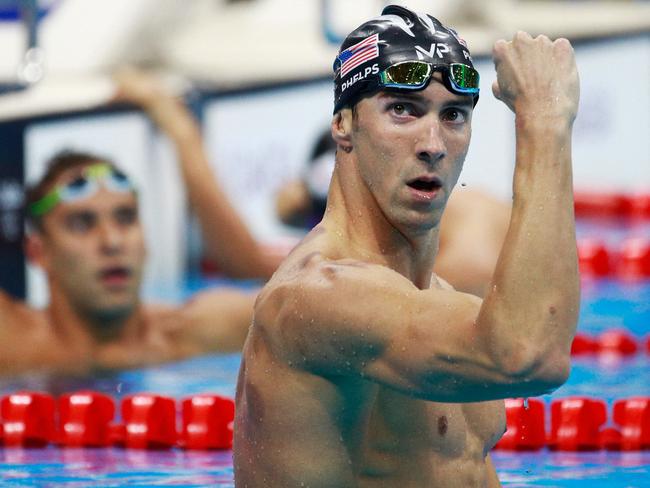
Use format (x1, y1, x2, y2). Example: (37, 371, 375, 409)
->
(29, 163, 136, 217)
(379, 61, 480, 97)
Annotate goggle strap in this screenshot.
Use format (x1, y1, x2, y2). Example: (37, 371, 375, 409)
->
(29, 190, 61, 217)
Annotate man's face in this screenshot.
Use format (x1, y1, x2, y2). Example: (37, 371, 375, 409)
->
(35, 165, 146, 322)
(348, 75, 473, 233)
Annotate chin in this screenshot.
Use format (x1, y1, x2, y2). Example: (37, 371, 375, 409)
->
(92, 300, 139, 324)
(393, 208, 441, 234)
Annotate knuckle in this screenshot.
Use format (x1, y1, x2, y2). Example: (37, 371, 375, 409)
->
(554, 37, 574, 51)
(514, 31, 531, 42)
(493, 39, 506, 53)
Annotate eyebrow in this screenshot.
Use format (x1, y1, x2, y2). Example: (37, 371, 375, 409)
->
(441, 97, 474, 110)
(379, 90, 474, 108)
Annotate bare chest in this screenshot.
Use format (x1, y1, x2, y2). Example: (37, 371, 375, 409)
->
(365, 388, 505, 459)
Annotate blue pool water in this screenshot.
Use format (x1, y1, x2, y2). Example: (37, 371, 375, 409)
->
(1, 221, 649, 486)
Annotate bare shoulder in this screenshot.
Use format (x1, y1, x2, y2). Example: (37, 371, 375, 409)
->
(144, 287, 257, 354)
(253, 243, 449, 359)
(0, 289, 44, 329)
(0, 290, 55, 373)
(255, 247, 417, 325)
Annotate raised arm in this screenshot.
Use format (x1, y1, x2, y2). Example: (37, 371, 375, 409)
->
(262, 33, 579, 403)
(477, 32, 580, 380)
(261, 256, 563, 403)
(112, 68, 281, 279)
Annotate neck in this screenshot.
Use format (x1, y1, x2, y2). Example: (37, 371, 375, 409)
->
(324, 157, 440, 289)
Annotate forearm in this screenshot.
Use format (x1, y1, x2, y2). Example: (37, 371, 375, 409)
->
(478, 116, 580, 375)
(145, 98, 276, 279)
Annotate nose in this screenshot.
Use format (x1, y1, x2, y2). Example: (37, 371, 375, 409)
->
(98, 220, 125, 255)
(415, 120, 447, 166)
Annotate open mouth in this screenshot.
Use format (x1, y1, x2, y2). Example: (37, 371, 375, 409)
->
(99, 266, 132, 284)
(406, 177, 442, 193)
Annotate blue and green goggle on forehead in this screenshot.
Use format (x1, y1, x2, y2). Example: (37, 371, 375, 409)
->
(379, 61, 480, 96)
(29, 163, 136, 217)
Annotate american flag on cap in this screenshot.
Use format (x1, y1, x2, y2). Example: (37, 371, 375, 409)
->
(337, 34, 379, 78)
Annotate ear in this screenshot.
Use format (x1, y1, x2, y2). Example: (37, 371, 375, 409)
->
(331, 110, 353, 153)
(24, 232, 48, 270)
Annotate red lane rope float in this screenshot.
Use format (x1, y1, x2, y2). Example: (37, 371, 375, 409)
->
(1, 392, 55, 447)
(613, 397, 650, 450)
(494, 396, 650, 452)
(574, 192, 650, 220)
(571, 330, 647, 357)
(578, 237, 650, 280)
(181, 394, 234, 450)
(59, 391, 115, 447)
(578, 239, 612, 278)
(618, 238, 650, 279)
(548, 397, 607, 451)
(2, 391, 648, 452)
(495, 398, 546, 451)
(0, 391, 235, 450)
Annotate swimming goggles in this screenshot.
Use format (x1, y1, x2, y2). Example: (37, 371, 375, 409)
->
(29, 163, 136, 217)
(379, 61, 480, 97)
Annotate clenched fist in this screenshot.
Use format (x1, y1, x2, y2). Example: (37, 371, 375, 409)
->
(492, 32, 580, 124)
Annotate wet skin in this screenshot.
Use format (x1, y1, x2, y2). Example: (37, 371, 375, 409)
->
(235, 31, 581, 484)
(235, 79, 506, 487)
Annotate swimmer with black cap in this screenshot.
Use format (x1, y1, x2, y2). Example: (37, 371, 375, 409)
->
(235, 5, 580, 487)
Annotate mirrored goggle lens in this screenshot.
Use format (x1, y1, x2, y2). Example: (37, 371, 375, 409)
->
(60, 176, 96, 201)
(104, 170, 134, 193)
(380, 62, 432, 88)
(449, 63, 480, 93)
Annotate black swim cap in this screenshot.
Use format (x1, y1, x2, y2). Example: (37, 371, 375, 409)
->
(333, 4, 477, 114)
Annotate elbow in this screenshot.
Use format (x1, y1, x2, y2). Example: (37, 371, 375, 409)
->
(533, 352, 571, 392)
(500, 343, 571, 394)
